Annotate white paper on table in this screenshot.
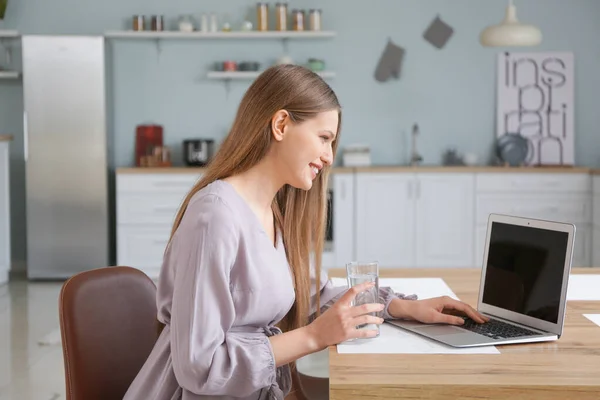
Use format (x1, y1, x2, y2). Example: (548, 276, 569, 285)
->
(330, 277, 459, 301)
(583, 314, 600, 327)
(337, 323, 500, 354)
(567, 275, 600, 301)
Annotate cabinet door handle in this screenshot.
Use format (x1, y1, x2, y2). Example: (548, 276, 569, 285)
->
(407, 180, 413, 199)
(416, 180, 421, 199)
(341, 180, 346, 200)
(23, 111, 28, 162)
(153, 206, 176, 213)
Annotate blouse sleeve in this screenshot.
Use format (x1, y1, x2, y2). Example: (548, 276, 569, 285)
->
(167, 195, 278, 397)
(308, 266, 418, 322)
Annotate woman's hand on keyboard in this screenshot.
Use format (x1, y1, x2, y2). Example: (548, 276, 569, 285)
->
(389, 296, 490, 325)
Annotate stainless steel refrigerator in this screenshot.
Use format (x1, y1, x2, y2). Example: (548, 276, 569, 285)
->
(22, 35, 108, 279)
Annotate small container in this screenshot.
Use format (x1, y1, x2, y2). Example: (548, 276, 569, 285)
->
(241, 20, 253, 31)
(257, 3, 269, 31)
(307, 58, 325, 72)
(178, 15, 194, 32)
(342, 144, 371, 167)
(223, 61, 237, 72)
(239, 61, 260, 71)
(151, 15, 164, 31)
(133, 15, 145, 31)
(275, 3, 288, 31)
(209, 13, 218, 32)
(309, 9, 321, 31)
(199, 13, 209, 32)
(292, 9, 304, 31)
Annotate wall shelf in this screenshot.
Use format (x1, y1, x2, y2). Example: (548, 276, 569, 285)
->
(0, 71, 20, 79)
(207, 71, 335, 80)
(104, 30, 336, 40)
(0, 30, 19, 38)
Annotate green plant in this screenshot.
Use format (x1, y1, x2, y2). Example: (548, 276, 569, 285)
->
(0, 0, 7, 19)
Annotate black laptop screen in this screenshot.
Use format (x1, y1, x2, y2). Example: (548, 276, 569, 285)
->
(481, 222, 569, 324)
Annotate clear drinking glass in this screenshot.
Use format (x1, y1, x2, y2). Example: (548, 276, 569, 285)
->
(346, 261, 381, 337)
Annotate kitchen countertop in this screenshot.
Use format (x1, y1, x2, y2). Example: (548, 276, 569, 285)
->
(117, 165, 595, 174)
(353, 165, 592, 174)
(0, 135, 13, 142)
(116, 166, 357, 174)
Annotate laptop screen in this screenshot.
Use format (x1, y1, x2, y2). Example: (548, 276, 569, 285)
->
(481, 221, 569, 324)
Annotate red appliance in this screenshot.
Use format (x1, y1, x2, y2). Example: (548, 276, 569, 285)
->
(135, 125, 163, 166)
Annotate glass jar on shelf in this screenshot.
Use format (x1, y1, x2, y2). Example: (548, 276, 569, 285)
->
(275, 3, 288, 31)
(292, 9, 304, 31)
(256, 3, 269, 31)
(309, 9, 322, 31)
(132, 15, 145, 31)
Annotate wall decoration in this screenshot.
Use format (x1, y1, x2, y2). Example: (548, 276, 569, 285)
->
(497, 52, 574, 166)
(374, 38, 405, 83)
(423, 16, 454, 49)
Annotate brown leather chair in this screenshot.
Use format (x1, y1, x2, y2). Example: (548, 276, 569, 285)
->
(59, 266, 159, 400)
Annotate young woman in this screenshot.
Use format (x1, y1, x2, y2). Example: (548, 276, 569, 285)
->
(124, 65, 487, 400)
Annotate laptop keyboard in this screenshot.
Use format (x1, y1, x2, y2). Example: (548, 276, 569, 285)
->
(461, 317, 540, 339)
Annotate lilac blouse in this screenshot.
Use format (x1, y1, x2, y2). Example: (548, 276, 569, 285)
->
(123, 180, 416, 400)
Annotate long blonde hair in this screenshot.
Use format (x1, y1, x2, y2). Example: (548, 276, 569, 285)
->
(169, 64, 341, 333)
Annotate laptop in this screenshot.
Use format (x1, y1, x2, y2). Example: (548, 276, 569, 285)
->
(387, 213, 576, 348)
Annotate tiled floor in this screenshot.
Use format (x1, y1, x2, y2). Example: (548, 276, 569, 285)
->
(0, 279, 66, 400)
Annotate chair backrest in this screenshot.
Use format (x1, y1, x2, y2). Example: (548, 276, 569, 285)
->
(59, 266, 159, 400)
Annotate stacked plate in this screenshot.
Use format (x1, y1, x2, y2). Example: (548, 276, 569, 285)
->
(496, 133, 531, 166)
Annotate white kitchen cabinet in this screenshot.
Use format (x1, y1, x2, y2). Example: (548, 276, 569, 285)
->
(415, 174, 475, 267)
(117, 169, 599, 276)
(355, 173, 415, 267)
(322, 173, 355, 269)
(593, 176, 600, 267)
(116, 171, 202, 279)
(117, 171, 352, 277)
(0, 141, 10, 284)
(475, 173, 592, 268)
(355, 173, 474, 268)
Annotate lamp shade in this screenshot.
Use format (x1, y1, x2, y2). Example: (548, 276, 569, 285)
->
(480, 1, 542, 47)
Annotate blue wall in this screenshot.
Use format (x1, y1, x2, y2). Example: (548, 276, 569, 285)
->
(1, 0, 600, 269)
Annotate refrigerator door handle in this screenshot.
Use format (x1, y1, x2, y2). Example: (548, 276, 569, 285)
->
(23, 111, 28, 162)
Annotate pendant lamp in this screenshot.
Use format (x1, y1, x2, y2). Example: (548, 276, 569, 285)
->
(480, 0, 542, 47)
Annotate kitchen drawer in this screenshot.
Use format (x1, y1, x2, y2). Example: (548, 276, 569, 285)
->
(593, 227, 600, 268)
(117, 193, 184, 225)
(475, 225, 488, 269)
(572, 225, 592, 268)
(594, 194, 600, 227)
(476, 173, 590, 193)
(475, 224, 591, 269)
(117, 173, 201, 195)
(476, 194, 591, 224)
(117, 225, 171, 277)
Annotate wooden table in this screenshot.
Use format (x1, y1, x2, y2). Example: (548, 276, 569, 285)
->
(326, 268, 600, 399)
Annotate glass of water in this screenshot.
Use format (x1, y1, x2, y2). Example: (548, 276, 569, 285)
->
(346, 261, 381, 337)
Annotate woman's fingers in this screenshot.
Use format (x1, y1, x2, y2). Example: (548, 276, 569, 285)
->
(349, 302, 385, 318)
(340, 281, 376, 304)
(442, 297, 489, 323)
(435, 312, 467, 326)
(354, 328, 381, 339)
(352, 314, 384, 328)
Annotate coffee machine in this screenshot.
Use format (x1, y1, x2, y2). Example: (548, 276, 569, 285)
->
(183, 139, 215, 166)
